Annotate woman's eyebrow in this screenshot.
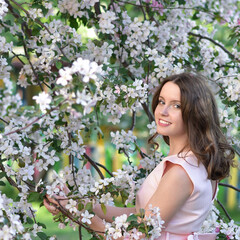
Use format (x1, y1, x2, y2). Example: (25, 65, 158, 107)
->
(159, 96, 180, 103)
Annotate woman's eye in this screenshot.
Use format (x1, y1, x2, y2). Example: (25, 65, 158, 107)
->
(173, 104, 181, 109)
(158, 99, 164, 105)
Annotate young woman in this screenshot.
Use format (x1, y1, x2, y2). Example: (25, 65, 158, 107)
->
(44, 72, 235, 239)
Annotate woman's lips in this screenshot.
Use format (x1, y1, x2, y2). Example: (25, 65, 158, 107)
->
(158, 119, 171, 127)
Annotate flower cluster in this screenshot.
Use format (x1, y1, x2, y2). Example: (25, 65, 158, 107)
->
(196, 205, 240, 239)
(90, 177, 114, 196)
(140, 151, 163, 172)
(0, 0, 8, 20)
(98, 11, 118, 34)
(218, 220, 240, 239)
(110, 130, 137, 154)
(104, 205, 164, 240)
(0, 191, 44, 239)
(58, 0, 99, 18)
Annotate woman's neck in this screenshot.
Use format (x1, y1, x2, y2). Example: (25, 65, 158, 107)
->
(168, 136, 189, 156)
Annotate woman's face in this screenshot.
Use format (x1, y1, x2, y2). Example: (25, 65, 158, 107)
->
(154, 81, 187, 140)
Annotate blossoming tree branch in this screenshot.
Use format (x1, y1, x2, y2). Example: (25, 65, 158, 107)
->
(0, 0, 239, 239)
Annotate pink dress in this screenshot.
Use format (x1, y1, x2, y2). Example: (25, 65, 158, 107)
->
(136, 152, 217, 240)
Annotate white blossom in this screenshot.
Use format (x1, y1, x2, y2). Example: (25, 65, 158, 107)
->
(33, 92, 52, 113)
(81, 210, 94, 225)
(0, 0, 8, 20)
(147, 121, 157, 135)
(66, 199, 78, 215)
(98, 11, 118, 34)
(56, 67, 73, 86)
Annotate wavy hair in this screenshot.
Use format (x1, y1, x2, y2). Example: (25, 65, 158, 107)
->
(149, 72, 235, 180)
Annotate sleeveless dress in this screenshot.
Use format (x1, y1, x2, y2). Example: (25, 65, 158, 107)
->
(136, 152, 218, 240)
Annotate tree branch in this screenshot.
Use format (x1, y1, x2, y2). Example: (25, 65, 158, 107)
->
(216, 199, 232, 221)
(4, 100, 67, 136)
(53, 198, 104, 235)
(139, 0, 147, 20)
(21, 26, 44, 91)
(141, 102, 154, 123)
(83, 153, 104, 179)
(94, 2, 101, 16)
(0, 118, 9, 125)
(188, 32, 235, 59)
(139, 149, 149, 159)
(129, 111, 136, 131)
(95, 162, 113, 177)
(11, 51, 25, 66)
(0, 162, 21, 192)
(219, 182, 240, 192)
(79, 226, 82, 240)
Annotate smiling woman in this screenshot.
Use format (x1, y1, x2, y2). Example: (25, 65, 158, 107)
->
(151, 72, 235, 180)
(44, 72, 235, 240)
(154, 81, 188, 154)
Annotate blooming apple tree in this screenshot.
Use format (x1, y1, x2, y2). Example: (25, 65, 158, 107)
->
(0, 0, 240, 239)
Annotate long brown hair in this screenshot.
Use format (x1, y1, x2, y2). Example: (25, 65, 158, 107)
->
(149, 72, 235, 180)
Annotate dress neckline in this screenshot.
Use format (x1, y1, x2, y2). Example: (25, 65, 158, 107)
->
(166, 151, 193, 158)
(164, 151, 199, 167)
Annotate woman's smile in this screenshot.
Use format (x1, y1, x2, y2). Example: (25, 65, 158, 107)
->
(158, 119, 172, 127)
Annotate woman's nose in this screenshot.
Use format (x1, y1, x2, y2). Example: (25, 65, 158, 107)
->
(160, 105, 169, 116)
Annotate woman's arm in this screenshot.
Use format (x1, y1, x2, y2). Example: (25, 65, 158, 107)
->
(44, 162, 193, 234)
(44, 193, 136, 234)
(93, 204, 136, 222)
(44, 194, 136, 219)
(140, 162, 193, 225)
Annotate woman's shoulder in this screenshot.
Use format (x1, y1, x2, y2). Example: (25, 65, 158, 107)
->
(162, 152, 209, 181)
(162, 151, 199, 167)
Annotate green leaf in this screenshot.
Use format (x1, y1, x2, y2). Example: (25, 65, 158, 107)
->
(54, 95, 65, 105)
(60, 103, 69, 111)
(69, 16, 78, 30)
(31, 123, 40, 132)
(110, 55, 116, 64)
(37, 222, 47, 229)
(90, 236, 101, 240)
(81, 16, 88, 26)
(101, 203, 107, 215)
(0, 172, 6, 179)
(78, 202, 84, 211)
(139, 208, 145, 218)
(127, 214, 138, 222)
(27, 192, 42, 202)
(0, 122, 5, 132)
(96, 126, 104, 138)
(56, 61, 62, 70)
(128, 98, 136, 107)
(120, 189, 128, 204)
(53, 212, 62, 221)
(26, 217, 34, 224)
(85, 202, 93, 212)
(36, 232, 48, 240)
(0, 181, 6, 186)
